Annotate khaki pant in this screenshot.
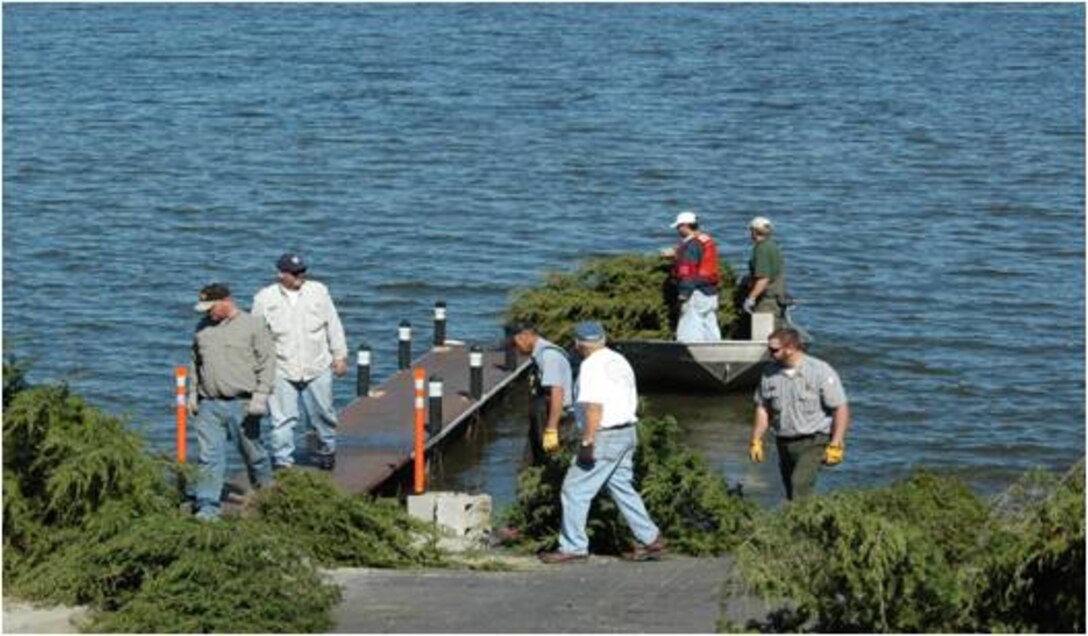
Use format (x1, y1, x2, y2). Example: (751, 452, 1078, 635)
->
(775, 432, 829, 500)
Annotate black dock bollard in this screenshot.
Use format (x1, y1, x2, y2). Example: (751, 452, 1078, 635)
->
(433, 301, 447, 347)
(469, 345, 483, 399)
(398, 320, 411, 370)
(428, 375, 443, 437)
(503, 326, 517, 371)
(356, 343, 372, 397)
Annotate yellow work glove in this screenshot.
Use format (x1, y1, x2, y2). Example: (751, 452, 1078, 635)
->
(748, 439, 764, 463)
(542, 427, 560, 453)
(824, 442, 845, 466)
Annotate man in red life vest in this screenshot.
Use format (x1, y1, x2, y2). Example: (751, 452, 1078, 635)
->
(663, 211, 722, 342)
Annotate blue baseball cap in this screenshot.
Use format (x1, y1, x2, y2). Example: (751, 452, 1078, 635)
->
(276, 252, 307, 274)
(573, 321, 606, 343)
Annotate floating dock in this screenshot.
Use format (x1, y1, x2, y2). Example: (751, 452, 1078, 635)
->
(331, 341, 530, 494)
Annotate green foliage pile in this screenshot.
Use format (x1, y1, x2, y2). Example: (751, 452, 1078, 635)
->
(505, 253, 739, 343)
(251, 469, 448, 568)
(726, 465, 1086, 633)
(500, 415, 757, 555)
(972, 462, 1085, 632)
(1, 359, 447, 632)
(17, 514, 341, 633)
(3, 379, 180, 581)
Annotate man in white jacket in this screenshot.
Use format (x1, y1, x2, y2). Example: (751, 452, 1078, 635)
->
(252, 252, 348, 471)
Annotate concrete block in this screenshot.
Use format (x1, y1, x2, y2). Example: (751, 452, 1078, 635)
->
(407, 491, 492, 552)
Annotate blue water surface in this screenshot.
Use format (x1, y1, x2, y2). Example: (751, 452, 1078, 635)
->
(4, 4, 1084, 501)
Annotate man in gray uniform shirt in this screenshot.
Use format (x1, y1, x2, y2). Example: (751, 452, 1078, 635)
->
(510, 322, 574, 465)
(749, 327, 851, 500)
(188, 283, 276, 520)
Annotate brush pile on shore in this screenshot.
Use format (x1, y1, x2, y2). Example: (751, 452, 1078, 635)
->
(2, 359, 447, 632)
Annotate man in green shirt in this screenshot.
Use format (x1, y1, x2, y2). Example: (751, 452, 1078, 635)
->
(743, 216, 788, 327)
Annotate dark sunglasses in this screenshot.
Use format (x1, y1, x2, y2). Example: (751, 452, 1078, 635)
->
(767, 346, 784, 354)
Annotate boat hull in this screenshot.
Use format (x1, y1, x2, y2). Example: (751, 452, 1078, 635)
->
(612, 339, 769, 393)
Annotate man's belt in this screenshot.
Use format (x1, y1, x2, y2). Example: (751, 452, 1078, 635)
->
(777, 431, 830, 442)
(199, 392, 252, 402)
(600, 421, 636, 431)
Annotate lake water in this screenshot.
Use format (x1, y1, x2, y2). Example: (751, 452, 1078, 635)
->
(4, 4, 1084, 506)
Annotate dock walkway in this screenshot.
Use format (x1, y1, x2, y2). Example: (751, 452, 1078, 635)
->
(329, 341, 530, 494)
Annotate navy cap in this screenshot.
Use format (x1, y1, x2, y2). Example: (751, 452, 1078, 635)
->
(573, 321, 606, 343)
(276, 252, 307, 274)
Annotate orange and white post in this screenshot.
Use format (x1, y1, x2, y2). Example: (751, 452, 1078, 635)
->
(175, 366, 188, 464)
(413, 367, 426, 494)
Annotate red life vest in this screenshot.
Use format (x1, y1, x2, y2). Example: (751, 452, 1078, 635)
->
(673, 232, 721, 286)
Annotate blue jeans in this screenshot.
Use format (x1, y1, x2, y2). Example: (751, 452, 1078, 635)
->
(558, 426, 660, 555)
(191, 398, 273, 519)
(268, 369, 338, 467)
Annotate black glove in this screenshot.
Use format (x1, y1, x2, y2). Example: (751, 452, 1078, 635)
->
(577, 442, 595, 469)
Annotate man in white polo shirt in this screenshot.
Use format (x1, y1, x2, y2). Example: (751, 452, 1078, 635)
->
(540, 321, 666, 564)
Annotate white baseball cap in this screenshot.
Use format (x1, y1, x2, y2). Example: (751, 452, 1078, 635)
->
(748, 216, 773, 232)
(670, 211, 698, 228)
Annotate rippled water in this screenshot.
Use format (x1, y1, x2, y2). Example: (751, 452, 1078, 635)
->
(4, 4, 1084, 505)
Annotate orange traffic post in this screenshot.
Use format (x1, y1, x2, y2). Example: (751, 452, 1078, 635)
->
(413, 368, 426, 494)
(175, 366, 188, 464)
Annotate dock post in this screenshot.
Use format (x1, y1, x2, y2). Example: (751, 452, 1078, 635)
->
(503, 325, 517, 370)
(356, 343, 372, 397)
(413, 368, 426, 494)
(433, 301, 447, 347)
(428, 375, 443, 437)
(398, 320, 412, 370)
(175, 366, 188, 464)
(469, 345, 483, 399)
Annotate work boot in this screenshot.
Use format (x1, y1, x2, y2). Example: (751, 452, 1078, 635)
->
(315, 452, 336, 471)
(623, 536, 668, 562)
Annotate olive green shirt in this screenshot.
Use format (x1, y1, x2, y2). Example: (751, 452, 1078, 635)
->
(749, 238, 787, 307)
(191, 311, 276, 400)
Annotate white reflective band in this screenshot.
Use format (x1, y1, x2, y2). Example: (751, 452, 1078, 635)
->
(399, 327, 411, 340)
(176, 395, 186, 407)
(414, 378, 424, 390)
(434, 307, 447, 320)
(357, 350, 371, 365)
(470, 352, 483, 366)
(415, 397, 425, 409)
(176, 377, 186, 387)
(429, 383, 442, 397)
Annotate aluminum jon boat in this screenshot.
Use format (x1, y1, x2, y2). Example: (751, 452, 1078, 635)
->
(612, 314, 811, 393)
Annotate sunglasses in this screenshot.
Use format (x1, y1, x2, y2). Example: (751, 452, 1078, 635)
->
(767, 346, 784, 354)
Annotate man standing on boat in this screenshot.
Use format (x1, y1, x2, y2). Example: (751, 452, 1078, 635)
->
(252, 252, 348, 471)
(188, 283, 275, 520)
(510, 321, 574, 465)
(663, 210, 722, 342)
(742, 216, 788, 328)
(749, 327, 851, 501)
(540, 321, 666, 564)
